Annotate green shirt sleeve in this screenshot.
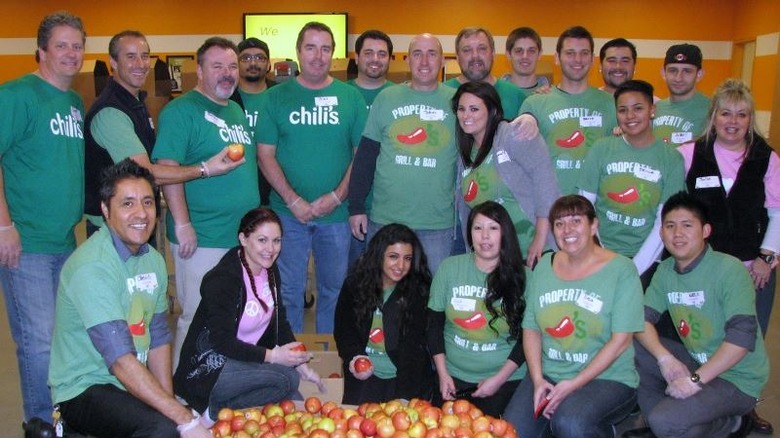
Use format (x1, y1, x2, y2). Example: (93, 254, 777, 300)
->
(91, 107, 148, 162)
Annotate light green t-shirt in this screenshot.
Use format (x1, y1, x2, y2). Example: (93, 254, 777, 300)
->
(362, 84, 457, 229)
(444, 78, 525, 119)
(0, 74, 84, 253)
(255, 78, 367, 222)
(238, 88, 266, 130)
(645, 248, 769, 398)
(653, 92, 710, 145)
(366, 286, 397, 379)
(347, 79, 395, 109)
(520, 86, 617, 195)
(151, 90, 259, 248)
(523, 252, 644, 387)
(429, 254, 525, 383)
(49, 226, 169, 403)
(579, 136, 685, 257)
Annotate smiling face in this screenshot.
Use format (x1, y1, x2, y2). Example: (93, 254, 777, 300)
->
(297, 29, 334, 86)
(101, 177, 156, 254)
(456, 92, 489, 144)
(457, 31, 494, 82)
(507, 37, 541, 77)
(616, 90, 654, 142)
(661, 207, 710, 271)
(407, 34, 443, 91)
(553, 214, 598, 257)
(238, 47, 270, 83)
(110, 36, 151, 95)
(556, 37, 593, 83)
(196, 45, 238, 103)
(471, 213, 502, 269)
(601, 46, 635, 91)
(239, 222, 282, 273)
(38, 25, 85, 88)
(713, 100, 751, 150)
(357, 38, 390, 81)
(381, 242, 413, 289)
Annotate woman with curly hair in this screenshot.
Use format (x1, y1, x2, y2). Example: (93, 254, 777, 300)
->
(334, 223, 434, 404)
(428, 201, 527, 417)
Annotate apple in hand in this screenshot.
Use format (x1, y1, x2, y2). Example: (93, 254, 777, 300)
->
(227, 143, 245, 161)
(354, 357, 373, 373)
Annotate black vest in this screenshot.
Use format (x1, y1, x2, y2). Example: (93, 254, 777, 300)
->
(84, 79, 156, 216)
(686, 136, 771, 261)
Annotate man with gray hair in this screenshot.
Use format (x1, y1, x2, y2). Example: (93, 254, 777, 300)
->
(0, 11, 86, 424)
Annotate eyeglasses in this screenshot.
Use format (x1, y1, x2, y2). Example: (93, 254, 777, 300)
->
(240, 54, 268, 63)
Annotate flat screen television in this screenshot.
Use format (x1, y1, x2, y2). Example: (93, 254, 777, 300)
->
(243, 13, 348, 61)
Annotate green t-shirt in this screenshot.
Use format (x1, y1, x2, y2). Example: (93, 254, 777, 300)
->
(255, 78, 367, 222)
(238, 88, 266, 130)
(444, 78, 525, 119)
(500, 74, 550, 99)
(347, 79, 395, 109)
(366, 286, 397, 379)
(645, 248, 769, 398)
(523, 252, 644, 387)
(428, 254, 525, 383)
(460, 148, 535, 252)
(0, 74, 84, 253)
(653, 92, 710, 145)
(520, 86, 617, 195)
(579, 136, 685, 257)
(151, 90, 259, 248)
(362, 84, 457, 229)
(49, 226, 169, 403)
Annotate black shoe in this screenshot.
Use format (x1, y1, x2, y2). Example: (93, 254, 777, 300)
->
(622, 427, 656, 438)
(729, 413, 754, 438)
(750, 409, 773, 434)
(22, 417, 56, 438)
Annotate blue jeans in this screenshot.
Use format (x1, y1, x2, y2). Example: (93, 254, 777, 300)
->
(59, 383, 177, 438)
(0, 251, 70, 421)
(208, 359, 301, 419)
(368, 221, 453, 274)
(504, 376, 636, 438)
(756, 269, 776, 338)
(277, 214, 350, 333)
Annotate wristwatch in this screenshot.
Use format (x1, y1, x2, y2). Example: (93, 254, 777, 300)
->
(690, 372, 701, 385)
(758, 253, 776, 265)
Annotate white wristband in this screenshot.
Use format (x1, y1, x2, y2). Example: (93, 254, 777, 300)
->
(0, 222, 14, 232)
(330, 191, 342, 205)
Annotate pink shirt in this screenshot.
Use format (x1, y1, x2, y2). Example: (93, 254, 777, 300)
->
(237, 267, 274, 344)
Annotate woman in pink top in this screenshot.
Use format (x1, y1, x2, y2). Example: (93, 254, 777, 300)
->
(678, 79, 779, 434)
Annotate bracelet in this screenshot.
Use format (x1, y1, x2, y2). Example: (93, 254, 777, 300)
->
(0, 222, 14, 232)
(330, 191, 342, 205)
(289, 197, 302, 208)
(200, 161, 210, 178)
(175, 222, 192, 229)
(176, 413, 201, 434)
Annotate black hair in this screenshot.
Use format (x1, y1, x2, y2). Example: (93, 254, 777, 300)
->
(237, 207, 284, 312)
(467, 201, 526, 340)
(556, 25, 594, 54)
(108, 30, 146, 60)
(505, 27, 541, 53)
(614, 79, 654, 105)
(296, 22, 335, 52)
(452, 81, 505, 169)
(599, 38, 637, 61)
(355, 30, 393, 56)
(661, 191, 710, 225)
(99, 158, 156, 209)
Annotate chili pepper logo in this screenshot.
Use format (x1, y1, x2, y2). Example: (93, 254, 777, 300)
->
(369, 327, 385, 343)
(607, 186, 639, 204)
(396, 127, 428, 145)
(464, 180, 478, 202)
(556, 130, 585, 148)
(454, 312, 487, 330)
(545, 316, 574, 338)
(129, 318, 146, 336)
(678, 319, 690, 337)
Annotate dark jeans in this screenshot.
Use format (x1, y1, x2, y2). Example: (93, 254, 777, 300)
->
(59, 384, 177, 438)
(208, 359, 301, 419)
(432, 375, 520, 418)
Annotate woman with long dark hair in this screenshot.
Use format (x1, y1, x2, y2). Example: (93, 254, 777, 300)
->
(453, 81, 558, 267)
(174, 207, 323, 425)
(428, 201, 527, 416)
(334, 223, 433, 404)
(504, 195, 643, 437)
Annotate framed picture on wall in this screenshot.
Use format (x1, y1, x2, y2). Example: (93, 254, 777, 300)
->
(167, 55, 193, 93)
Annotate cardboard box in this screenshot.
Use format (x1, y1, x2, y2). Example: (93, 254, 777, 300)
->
(296, 334, 337, 351)
(299, 351, 344, 403)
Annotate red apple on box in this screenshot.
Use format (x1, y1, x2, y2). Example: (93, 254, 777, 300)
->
(354, 357, 373, 373)
(226, 143, 245, 161)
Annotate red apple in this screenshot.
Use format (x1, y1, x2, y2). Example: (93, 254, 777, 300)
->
(212, 420, 231, 437)
(227, 143, 245, 161)
(360, 418, 377, 436)
(217, 408, 235, 421)
(355, 357, 373, 373)
(279, 399, 296, 415)
(291, 343, 307, 352)
(231, 415, 247, 432)
(392, 410, 411, 431)
(305, 396, 323, 414)
(347, 429, 366, 438)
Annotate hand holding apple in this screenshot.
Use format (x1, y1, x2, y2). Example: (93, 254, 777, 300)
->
(267, 343, 312, 367)
(349, 355, 374, 380)
(205, 145, 245, 177)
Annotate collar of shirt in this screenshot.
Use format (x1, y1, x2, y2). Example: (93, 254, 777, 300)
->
(674, 244, 709, 275)
(108, 228, 150, 262)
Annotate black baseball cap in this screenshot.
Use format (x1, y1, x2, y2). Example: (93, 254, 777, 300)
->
(664, 44, 702, 68)
(237, 38, 270, 57)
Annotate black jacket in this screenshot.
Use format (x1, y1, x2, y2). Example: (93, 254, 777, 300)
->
(173, 247, 294, 412)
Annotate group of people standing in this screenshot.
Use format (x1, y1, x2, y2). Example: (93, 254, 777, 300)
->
(0, 9, 776, 438)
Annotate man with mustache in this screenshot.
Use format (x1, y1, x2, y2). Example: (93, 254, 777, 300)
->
(255, 22, 367, 333)
(230, 37, 276, 205)
(85, 31, 241, 238)
(598, 38, 637, 95)
(444, 27, 526, 118)
(152, 37, 259, 365)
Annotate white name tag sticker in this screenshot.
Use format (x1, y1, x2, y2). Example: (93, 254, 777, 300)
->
(634, 164, 661, 183)
(450, 297, 477, 312)
(682, 291, 705, 307)
(204, 111, 227, 129)
(695, 176, 721, 189)
(135, 273, 159, 291)
(671, 132, 693, 144)
(576, 293, 603, 314)
(496, 149, 510, 164)
(580, 115, 602, 127)
(420, 108, 445, 121)
(315, 96, 338, 106)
